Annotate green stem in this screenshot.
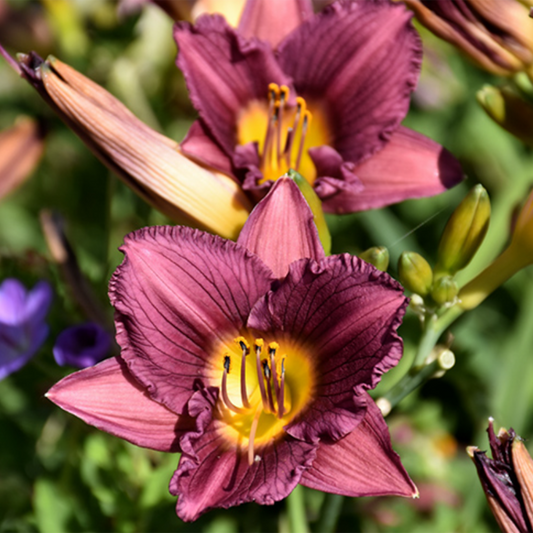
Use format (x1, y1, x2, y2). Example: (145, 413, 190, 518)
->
(383, 303, 464, 409)
(412, 304, 464, 368)
(287, 485, 309, 533)
(316, 493, 344, 533)
(383, 359, 441, 409)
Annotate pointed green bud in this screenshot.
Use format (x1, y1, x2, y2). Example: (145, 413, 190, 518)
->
(359, 246, 389, 271)
(431, 275, 459, 306)
(398, 252, 433, 296)
(435, 185, 491, 276)
(477, 85, 533, 147)
(288, 169, 331, 255)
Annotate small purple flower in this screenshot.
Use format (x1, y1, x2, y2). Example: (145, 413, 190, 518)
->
(53, 323, 111, 369)
(0, 278, 52, 380)
(47, 178, 416, 521)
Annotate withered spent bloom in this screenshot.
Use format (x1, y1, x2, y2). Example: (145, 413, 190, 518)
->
(401, 0, 533, 78)
(468, 418, 533, 533)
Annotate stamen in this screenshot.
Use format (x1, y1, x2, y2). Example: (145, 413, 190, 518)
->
(239, 341, 251, 409)
(248, 406, 262, 466)
(277, 86, 290, 164)
(268, 82, 280, 102)
(295, 110, 312, 172)
(283, 128, 294, 167)
(262, 85, 279, 172)
(221, 355, 247, 414)
(254, 340, 270, 413)
(285, 98, 304, 164)
(268, 342, 280, 400)
(278, 358, 286, 419)
(262, 359, 276, 414)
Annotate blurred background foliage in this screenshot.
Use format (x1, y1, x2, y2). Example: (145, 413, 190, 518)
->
(1, 0, 533, 531)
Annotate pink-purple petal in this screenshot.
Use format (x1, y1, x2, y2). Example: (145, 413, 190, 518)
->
(171, 386, 317, 522)
(179, 120, 235, 176)
(277, 0, 422, 165)
(301, 396, 417, 497)
(174, 15, 293, 156)
(46, 357, 188, 452)
(321, 126, 465, 213)
(238, 0, 313, 49)
(248, 255, 407, 443)
(237, 177, 325, 278)
(109, 226, 274, 415)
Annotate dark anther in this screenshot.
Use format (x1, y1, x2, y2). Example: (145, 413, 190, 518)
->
(262, 359, 271, 379)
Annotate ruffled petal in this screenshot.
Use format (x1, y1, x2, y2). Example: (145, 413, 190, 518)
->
(171, 387, 316, 522)
(300, 396, 417, 497)
(174, 15, 292, 155)
(238, 0, 313, 49)
(321, 126, 464, 213)
(248, 255, 407, 443)
(179, 119, 235, 176)
(237, 177, 325, 278)
(277, 0, 421, 165)
(46, 357, 188, 452)
(109, 226, 275, 415)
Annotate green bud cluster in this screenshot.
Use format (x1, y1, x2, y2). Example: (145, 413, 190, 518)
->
(359, 246, 390, 272)
(398, 185, 491, 310)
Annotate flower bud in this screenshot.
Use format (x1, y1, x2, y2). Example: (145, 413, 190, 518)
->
(402, 0, 533, 78)
(477, 85, 533, 147)
(14, 52, 251, 240)
(398, 252, 433, 296)
(431, 275, 459, 306)
(0, 116, 45, 200)
(436, 185, 491, 276)
(459, 188, 533, 310)
(289, 169, 331, 255)
(359, 246, 390, 272)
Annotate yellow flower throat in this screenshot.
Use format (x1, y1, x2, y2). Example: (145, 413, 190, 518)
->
(237, 83, 331, 186)
(217, 336, 314, 465)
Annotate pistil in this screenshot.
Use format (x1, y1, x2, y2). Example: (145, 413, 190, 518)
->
(254, 339, 270, 413)
(262, 359, 276, 413)
(237, 338, 251, 409)
(247, 406, 262, 466)
(278, 358, 286, 419)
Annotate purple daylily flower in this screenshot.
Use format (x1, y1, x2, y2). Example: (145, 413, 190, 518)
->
(0, 278, 52, 380)
(176, 0, 464, 213)
(53, 323, 112, 369)
(46, 177, 417, 521)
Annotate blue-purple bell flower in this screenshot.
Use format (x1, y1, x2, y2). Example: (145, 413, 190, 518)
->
(53, 323, 111, 369)
(0, 278, 53, 380)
